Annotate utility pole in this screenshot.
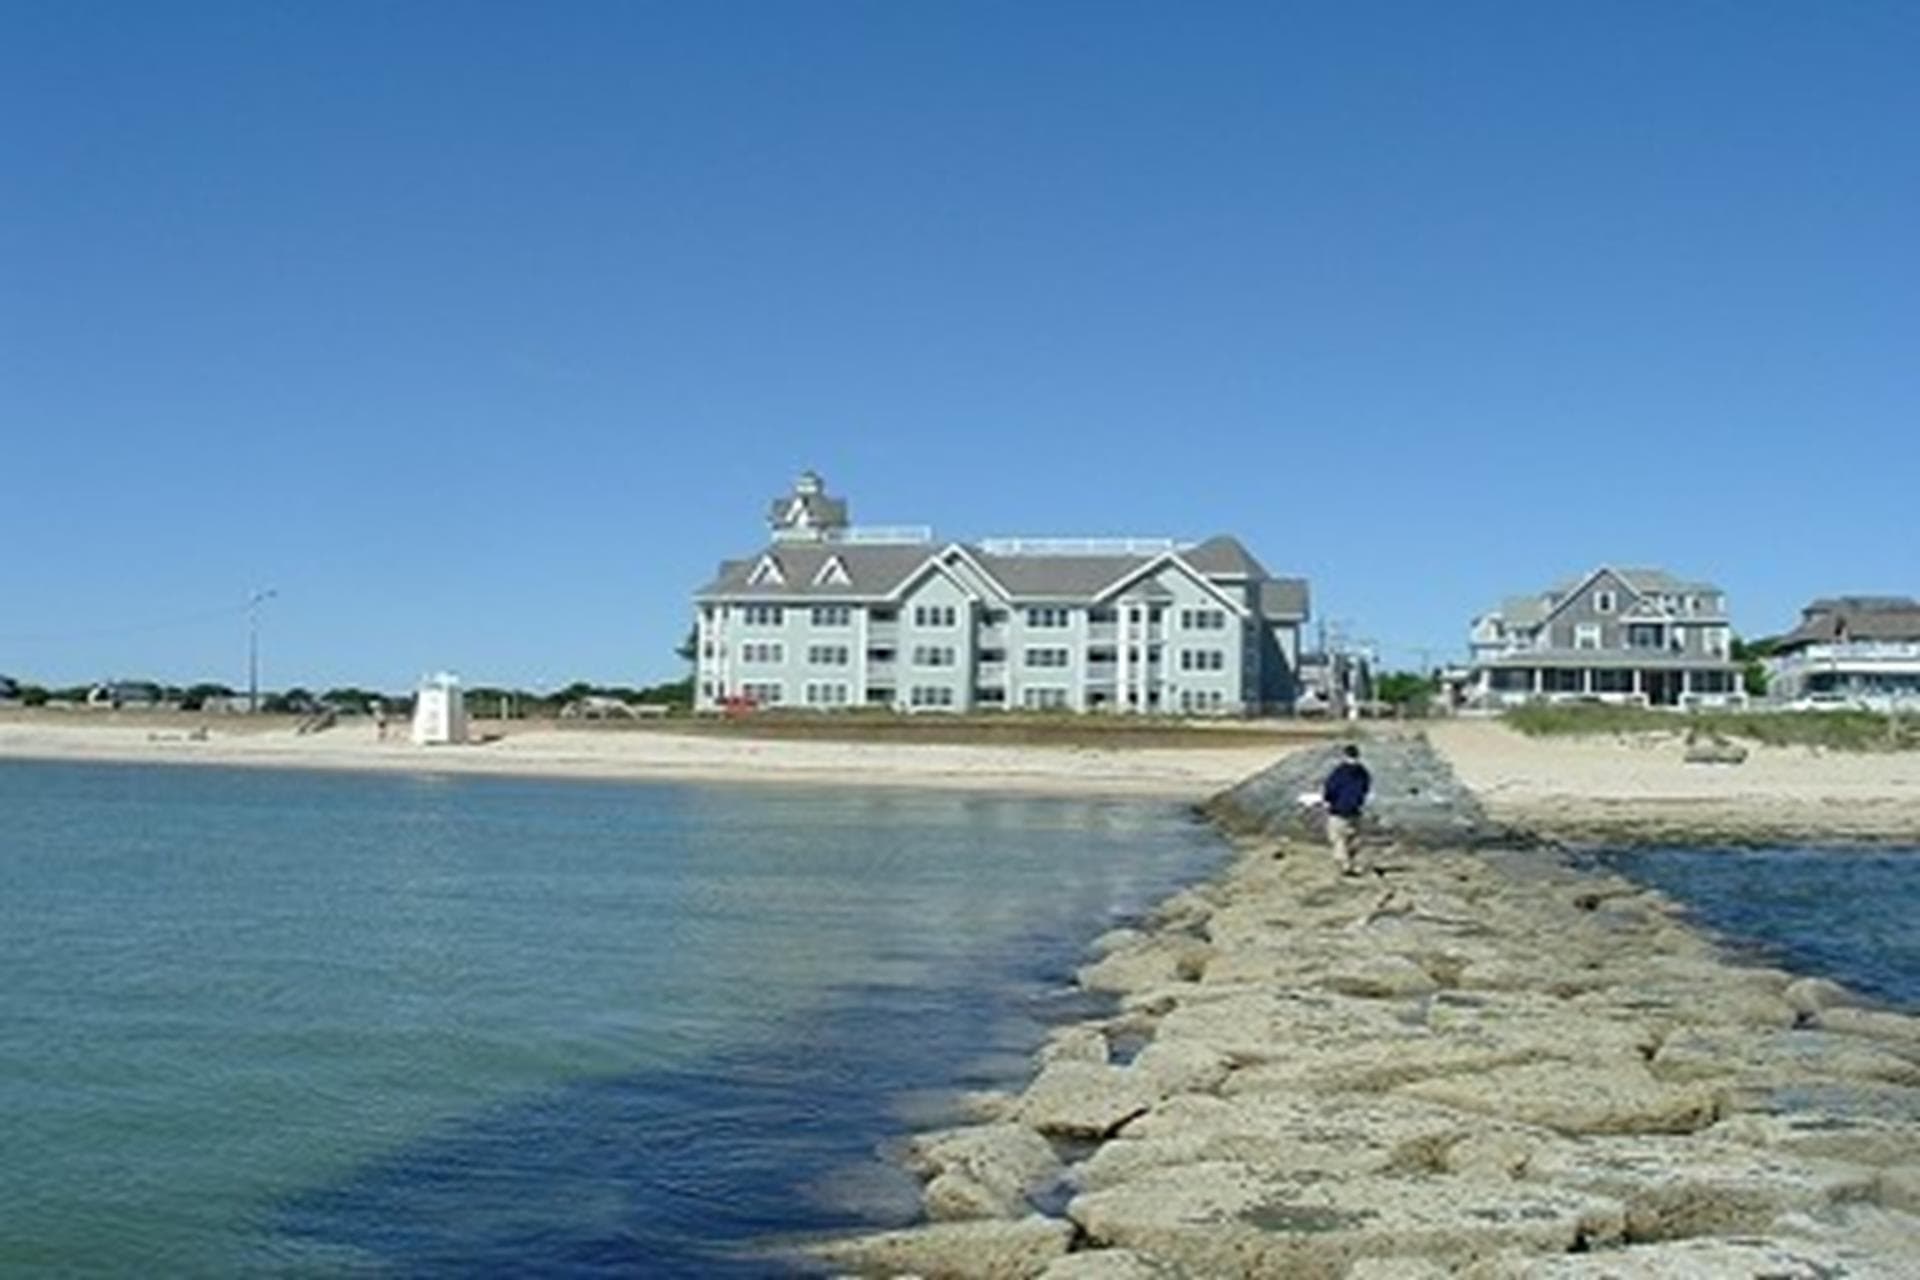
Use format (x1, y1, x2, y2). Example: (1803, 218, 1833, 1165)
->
(248, 588, 278, 714)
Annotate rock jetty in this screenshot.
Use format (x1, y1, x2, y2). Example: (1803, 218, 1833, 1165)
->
(806, 736, 1920, 1278)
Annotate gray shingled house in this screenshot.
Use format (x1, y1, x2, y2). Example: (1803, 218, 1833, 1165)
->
(693, 473, 1309, 715)
(1766, 596, 1920, 710)
(1466, 566, 1743, 709)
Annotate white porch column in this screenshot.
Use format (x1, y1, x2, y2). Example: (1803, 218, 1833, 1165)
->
(1116, 604, 1131, 716)
(855, 606, 870, 707)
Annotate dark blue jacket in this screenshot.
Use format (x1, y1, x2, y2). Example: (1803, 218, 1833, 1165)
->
(1323, 761, 1371, 818)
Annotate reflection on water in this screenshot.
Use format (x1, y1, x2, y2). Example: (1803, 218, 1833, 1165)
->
(0, 761, 1223, 1276)
(1599, 845, 1920, 1010)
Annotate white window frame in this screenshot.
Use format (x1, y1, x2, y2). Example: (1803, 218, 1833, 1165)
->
(810, 605, 851, 627)
(1020, 686, 1069, 710)
(908, 685, 956, 708)
(804, 681, 850, 706)
(912, 645, 957, 668)
(1023, 647, 1070, 669)
(1594, 590, 1616, 614)
(1574, 623, 1601, 651)
(912, 604, 958, 629)
(807, 644, 850, 666)
(1026, 607, 1071, 629)
(740, 681, 785, 705)
(742, 641, 786, 665)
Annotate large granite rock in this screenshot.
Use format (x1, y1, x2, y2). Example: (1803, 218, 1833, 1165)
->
(1521, 1136, 1878, 1240)
(1203, 735, 1522, 850)
(806, 1215, 1074, 1278)
(1068, 1162, 1625, 1279)
(1506, 1234, 1912, 1279)
(1397, 1061, 1720, 1136)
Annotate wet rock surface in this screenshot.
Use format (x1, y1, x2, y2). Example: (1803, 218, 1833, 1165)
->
(809, 737, 1920, 1277)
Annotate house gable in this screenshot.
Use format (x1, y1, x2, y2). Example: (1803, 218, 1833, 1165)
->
(1532, 566, 1654, 647)
(1094, 553, 1251, 616)
(887, 552, 983, 605)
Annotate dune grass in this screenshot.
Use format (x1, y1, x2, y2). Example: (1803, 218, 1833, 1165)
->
(1503, 704, 1918, 751)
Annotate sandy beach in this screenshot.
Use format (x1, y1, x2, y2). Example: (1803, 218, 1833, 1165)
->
(0, 712, 1294, 799)
(1427, 719, 1920, 844)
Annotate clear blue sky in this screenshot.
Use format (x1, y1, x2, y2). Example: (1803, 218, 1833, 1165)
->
(4, 2, 1915, 692)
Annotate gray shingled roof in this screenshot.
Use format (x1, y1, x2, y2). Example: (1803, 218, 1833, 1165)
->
(765, 492, 848, 530)
(1259, 578, 1309, 620)
(1805, 595, 1919, 616)
(1779, 604, 1920, 650)
(1184, 535, 1270, 579)
(696, 539, 1307, 614)
(1498, 596, 1550, 626)
(970, 552, 1145, 598)
(695, 543, 931, 598)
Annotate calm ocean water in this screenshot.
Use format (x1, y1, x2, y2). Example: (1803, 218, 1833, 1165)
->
(0, 760, 1227, 1277)
(1599, 845, 1920, 1010)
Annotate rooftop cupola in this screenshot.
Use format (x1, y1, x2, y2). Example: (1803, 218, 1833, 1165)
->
(768, 470, 850, 542)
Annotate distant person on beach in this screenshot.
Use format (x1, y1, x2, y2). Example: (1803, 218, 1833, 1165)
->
(372, 699, 388, 741)
(1322, 744, 1372, 876)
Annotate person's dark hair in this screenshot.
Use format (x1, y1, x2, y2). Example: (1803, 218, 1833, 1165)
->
(1343, 744, 1361, 759)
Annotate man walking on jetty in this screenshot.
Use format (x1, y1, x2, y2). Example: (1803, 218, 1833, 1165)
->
(1322, 744, 1372, 876)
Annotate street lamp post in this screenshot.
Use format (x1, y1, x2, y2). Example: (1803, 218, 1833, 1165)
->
(248, 588, 278, 714)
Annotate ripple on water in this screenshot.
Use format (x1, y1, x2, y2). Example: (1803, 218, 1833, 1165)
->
(1598, 845, 1920, 1010)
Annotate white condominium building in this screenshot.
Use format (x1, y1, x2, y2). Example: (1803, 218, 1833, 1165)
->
(692, 472, 1309, 716)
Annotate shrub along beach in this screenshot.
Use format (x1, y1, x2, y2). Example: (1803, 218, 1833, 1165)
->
(806, 731, 1920, 1278)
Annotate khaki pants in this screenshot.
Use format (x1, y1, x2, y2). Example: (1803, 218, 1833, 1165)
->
(1327, 814, 1360, 872)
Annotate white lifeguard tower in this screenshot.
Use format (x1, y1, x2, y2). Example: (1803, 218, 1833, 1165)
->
(411, 672, 469, 745)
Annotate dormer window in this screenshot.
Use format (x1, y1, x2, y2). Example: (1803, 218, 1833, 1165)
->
(747, 555, 785, 587)
(813, 556, 851, 588)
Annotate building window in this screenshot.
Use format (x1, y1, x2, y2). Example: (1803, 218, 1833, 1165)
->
(807, 645, 850, 666)
(1088, 607, 1117, 624)
(1086, 647, 1116, 664)
(1179, 608, 1227, 631)
(1024, 647, 1070, 668)
(1592, 669, 1634, 693)
(975, 686, 1006, 705)
(1026, 607, 1071, 628)
(870, 607, 897, 623)
(1594, 590, 1616, 614)
(740, 681, 784, 705)
(1541, 668, 1584, 693)
(1178, 649, 1226, 671)
(804, 681, 851, 706)
(912, 645, 957, 668)
(742, 605, 785, 627)
(1178, 689, 1226, 713)
(1692, 669, 1733, 694)
(913, 604, 958, 628)
(909, 685, 955, 708)
(1021, 687, 1069, 710)
(1626, 624, 1663, 650)
(1704, 627, 1728, 657)
(1574, 624, 1601, 650)
(980, 609, 1008, 626)
(741, 641, 785, 664)
(811, 605, 851, 627)
(978, 648, 1006, 664)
